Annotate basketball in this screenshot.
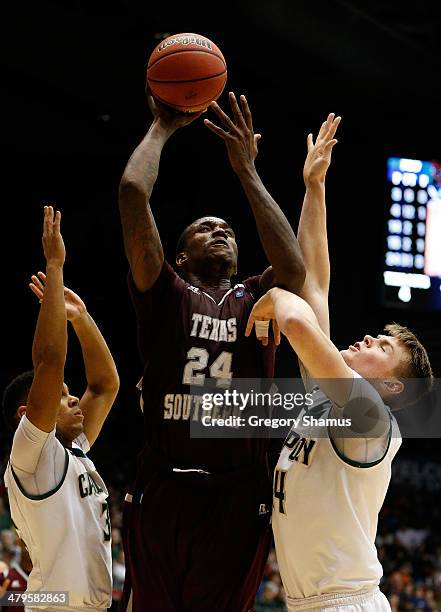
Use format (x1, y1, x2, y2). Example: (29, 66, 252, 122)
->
(147, 33, 227, 112)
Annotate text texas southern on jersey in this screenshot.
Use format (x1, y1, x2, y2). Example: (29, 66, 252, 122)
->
(129, 261, 276, 472)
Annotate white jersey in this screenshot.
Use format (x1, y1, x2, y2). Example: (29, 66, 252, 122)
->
(272, 370, 401, 601)
(4, 416, 112, 611)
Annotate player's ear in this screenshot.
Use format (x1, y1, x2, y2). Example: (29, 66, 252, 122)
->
(382, 379, 404, 396)
(176, 252, 187, 267)
(17, 405, 27, 418)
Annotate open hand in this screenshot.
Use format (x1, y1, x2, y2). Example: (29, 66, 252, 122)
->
(29, 271, 87, 321)
(245, 291, 280, 346)
(42, 206, 65, 266)
(204, 92, 261, 174)
(303, 113, 341, 186)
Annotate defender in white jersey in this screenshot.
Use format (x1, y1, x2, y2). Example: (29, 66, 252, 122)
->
(246, 115, 433, 611)
(2, 207, 119, 611)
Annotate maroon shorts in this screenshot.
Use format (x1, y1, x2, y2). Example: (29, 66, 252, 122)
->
(120, 447, 272, 612)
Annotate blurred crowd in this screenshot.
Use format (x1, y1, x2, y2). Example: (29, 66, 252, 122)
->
(0, 469, 440, 611)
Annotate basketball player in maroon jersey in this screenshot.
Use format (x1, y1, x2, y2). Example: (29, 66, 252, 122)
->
(0, 539, 31, 611)
(118, 92, 305, 611)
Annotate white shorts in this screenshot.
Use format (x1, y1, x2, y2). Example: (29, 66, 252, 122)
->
(287, 587, 391, 612)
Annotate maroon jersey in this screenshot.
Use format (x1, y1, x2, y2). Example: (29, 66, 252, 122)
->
(0, 563, 28, 611)
(129, 261, 276, 472)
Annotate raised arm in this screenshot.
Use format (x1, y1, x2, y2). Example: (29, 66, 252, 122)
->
(246, 288, 353, 406)
(119, 96, 203, 292)
(297, 113, 340, 336)
(246, 288, 390, 443)
(29, 273, 120, 446)
(26, 206, 67, 433)
(205, 92, 305, 294)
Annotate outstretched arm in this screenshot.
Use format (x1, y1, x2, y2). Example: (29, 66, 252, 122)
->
(205, 92, 305, 294)
(119, 95, 203, 292)
(246, 288, 353, 405)
(26, 206, 67, 433)
(246, 288, 390, 442)
(29, 274, 120, 446)
(297, 113, 340, 336)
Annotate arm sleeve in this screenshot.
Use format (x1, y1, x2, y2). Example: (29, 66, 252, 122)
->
(10, 415, 68, 496)
(128, 260, 186, 364)
(329, 372, 391, 464)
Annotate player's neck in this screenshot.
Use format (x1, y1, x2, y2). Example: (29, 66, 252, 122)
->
(56, 434, 73, 449)
(187, 272, 232, 291)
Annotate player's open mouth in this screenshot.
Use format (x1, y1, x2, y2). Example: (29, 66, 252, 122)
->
(349, 344, 360, 352)
(211, 239, 229, 247)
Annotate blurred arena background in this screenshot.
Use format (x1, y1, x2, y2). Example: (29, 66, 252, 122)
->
(1, 1, 440, 609)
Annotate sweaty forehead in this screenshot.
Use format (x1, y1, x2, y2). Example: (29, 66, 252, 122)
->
(191, 217, 232, 231)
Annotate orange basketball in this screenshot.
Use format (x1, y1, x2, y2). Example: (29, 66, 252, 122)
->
(147, 33, 227, 112)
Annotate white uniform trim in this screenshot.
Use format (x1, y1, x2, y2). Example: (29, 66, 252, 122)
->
(273, 367, 401, 601)
(4, 416, 112, 610)
(188, 283, 245, 307)
(287, 586, 391, 611)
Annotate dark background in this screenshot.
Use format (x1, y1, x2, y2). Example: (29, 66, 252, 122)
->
(2, 0, 441, 466)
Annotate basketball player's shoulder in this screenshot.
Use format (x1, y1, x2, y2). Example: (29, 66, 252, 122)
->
(240, 274, 261, 299)
(129, 260, 186, 299)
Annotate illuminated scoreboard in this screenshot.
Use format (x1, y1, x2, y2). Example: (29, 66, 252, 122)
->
(383, 157, 441, 309)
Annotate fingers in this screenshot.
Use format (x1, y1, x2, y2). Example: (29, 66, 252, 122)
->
(178, 108, 206, 126)
(324, 138, 338, 153)
(31, 273, 45, 291)
(272, 319, 281, 346)
(46, 205, 55, 221)
(30, 272, 45, 301)
(317, 113, 341, 143)
(29, 283, 43, 300)
(239, 94, 254, 132)
(228, 92, 248, 131)
(204, 118, 229, 140)
(210, 92, 241, 134)
(209, 99, 239, 135)
(245, 315, 255, 338)
(307, 133, 314, 152)
(316, 114, 333, 141)
(146, 91, 166, 116)
(246, 316, 276, 346)
(54, 209, 61, 233)
(254, 319, 271, 346)
(43, 205, 58, 233)
(189, 109, 205, 121)
(327, 115, 341, 140)
(43, 205, 51, 238)
(209, 100, 237, 133)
